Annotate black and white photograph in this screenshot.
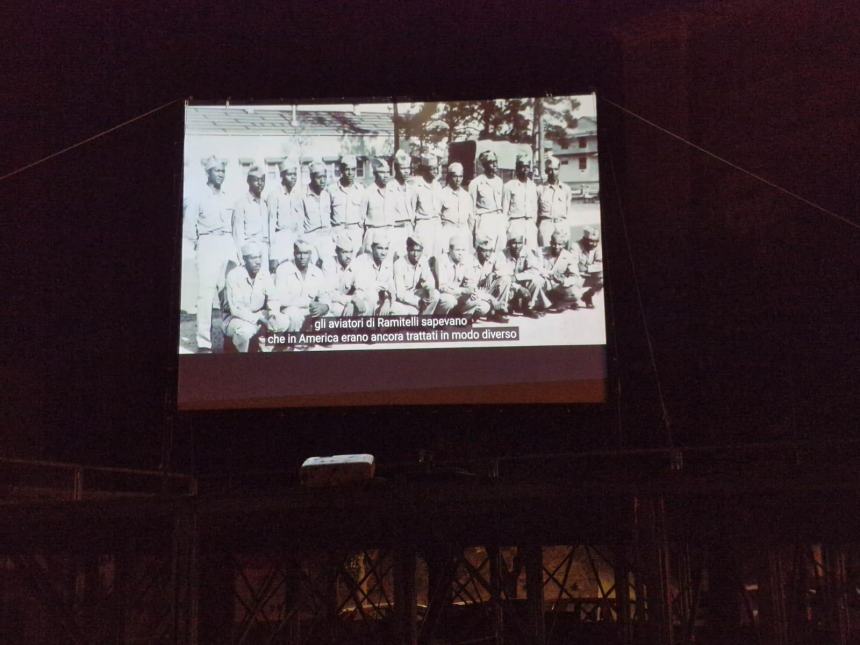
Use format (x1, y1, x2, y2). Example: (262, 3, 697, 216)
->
(179, 95, 605, 354)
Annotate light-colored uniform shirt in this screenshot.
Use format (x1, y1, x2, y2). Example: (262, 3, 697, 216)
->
(393, 256, 434, 308)
(498, 248, 542, 279)
(537, 181, 571, 221)
(411, 177, 442, 221)
(361, 182, 397, 228)
(232, 192, 269, 253)
(273, 262, 330, 308)
(223, 265, 275, 325)
(468, 174, 503, 215)
(439, 186, 473, 228)
(435, 253, 479, 295)
(184, 185, 233, 239)
(541, 248, 580, 287)
(322, 259, 358, 305)
(571, 240, 604, 275)
(267, 185, 304, 238)
(351, 254, 396, 295)
(387, 178, 416, 224)
(328, 181, 365, 227)
(502, 178, 538, 222)
(300, 187, 333, 233)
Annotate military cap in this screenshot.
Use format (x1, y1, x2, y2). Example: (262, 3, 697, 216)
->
(405, 234, 424, 249)
(418, 152, 437, 168)
(507, 222, 526, 242)
(478, 150, 498, 163)
(369, 229, 391, 246)
(544, 156, 560, 170)
(293, 237, 314, 252)
(370, 157, 389, 172)
(581, 226, 600, 240)
(202, 155, 227, 171)
(241, 241, 263, 257)
(278, 158, 298, 173)
(333, 230, 355, 252)
(448, 232, 471, 249)
(309, 161, 327, 175)
(339, 155, 358, 167)
(447, 162, 464, 174)
(550, 228, 569, 242)
(246, 165, 265, 179)
(475, 236, 494, 251)
(393, 150, 412, 168)
(515, 153, 531, 167)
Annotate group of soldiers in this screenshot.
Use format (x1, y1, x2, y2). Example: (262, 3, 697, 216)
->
(183, 149, 603, 353)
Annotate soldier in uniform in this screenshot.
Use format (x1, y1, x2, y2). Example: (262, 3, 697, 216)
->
(361, 157, 396, 254)
(393, 235, 440, 315)
(435, 233, 491, 320)
(439, 162, 473, 243)
(267, 157, 303, 273)
(499, 223, 551, 318)
(351, 229, 397, 315)
(232, 165, 270, 270)
(570, 226, 603, 308)
(469, 150, 505, 253)
(502, 153, 539, 251)
(539, 229, 584, 311)
(328, 154, 365, 254)
(388, 150, 416, 258)
(411, 152, 444, 258)
(299, 161, 334, 266)
(323, 231, 366, 317)
(184, 155, 236, 352)
(270, 238, 331, 333)
(222, 241, 276, 353)
(474, 236, 512, 322)
(537, 156, 571, 247)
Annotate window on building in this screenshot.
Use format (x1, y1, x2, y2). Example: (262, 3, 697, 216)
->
(579, 138, 587, 149)
(561, 160, 569, 165)
(356, 159, 365, 178)
(579, 157, 587, 171)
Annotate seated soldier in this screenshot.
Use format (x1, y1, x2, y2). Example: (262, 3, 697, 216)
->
(222, 241, 276, 352)
(498, 222, 551, 318)
(570, 226, 604, 308)
(269, 238, 330, 333)
(322, 231, 367, 317)
(393, 234, 441, 315)
(434, 232, 491, 320)
(539, 229, 585, 311)
(351, 229, 397, 315)
(474, 236, 511, 322)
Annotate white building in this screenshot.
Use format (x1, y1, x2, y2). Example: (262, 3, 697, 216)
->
(546, 116, 599, 197)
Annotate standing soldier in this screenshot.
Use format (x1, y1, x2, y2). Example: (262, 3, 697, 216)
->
(502, 153, 539, 250)
(439, 162, 473, 246)
(388, 150, 416, 257)
(361, 157, 395, 254)
(300, 161, 333, 264)
(232, 164, 270, 270)
(537, 156, 571, 247)
(185, 155, 235, 353)
(328, 154, 365, 254)
(469, 150, 505, 253)
(411, 152, 444, 258)
(267, 157, 303, 272)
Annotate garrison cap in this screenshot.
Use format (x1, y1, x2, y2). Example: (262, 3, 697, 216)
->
(507, 221, 526, 242)
(478, 150, 498, 163)
(293, 237, 314, 252)
(309, 161, 327, 175)
(240, 241, 263, 257)
(370, 157, 389, 172)
(515, 153, 531, 166)
(447, 162, 464, 174)
(333, 230, 355, 252)
(393, 150, 412, 168)
(339, 155, 358, 167)
(405, 234, 424, 249)
(550, 227, 569, 242)
(369, 229, 391, 246)
(581, 226, 600, 241)
(544, 156, 560, 170)
(247, 165, 266, 179)
(278, 158, 298, 173)
(448, 232, 471, 249)
(476, 236, 494, 251)
(419, 152, 437, 168)
(202, 155, 227, 171)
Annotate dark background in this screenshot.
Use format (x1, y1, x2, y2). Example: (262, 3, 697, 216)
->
(1, 0, 857, 475)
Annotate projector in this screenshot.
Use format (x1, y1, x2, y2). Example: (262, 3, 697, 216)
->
(300, 454, 375, 487)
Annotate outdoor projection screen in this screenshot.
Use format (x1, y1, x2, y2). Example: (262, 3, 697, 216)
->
(177, 95, 606, 409)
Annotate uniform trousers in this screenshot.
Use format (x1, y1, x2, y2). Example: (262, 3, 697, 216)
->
(195, 233, 237, 350)
(474, 211, 506, 253)
(537, 218, 569, 248)
(414, 218, 444, 258)
(223, 317, 260, 353)
(362, 225, 394, 255)
(507, 218, 539, 251)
